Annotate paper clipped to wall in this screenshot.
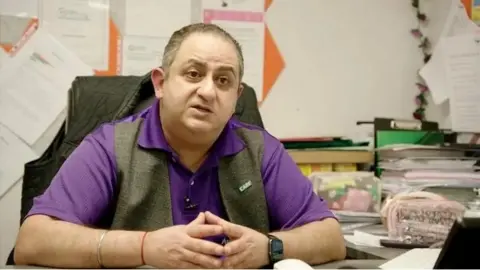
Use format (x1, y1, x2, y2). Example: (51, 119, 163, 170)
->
(202, 0, 266, 102)
(0, 123, 38, 198)
(442, 32, 480, 133)
(120, 0, 194, 76)
(39, 0, 110, 71)
(0, 27, 93, 145)
(419, 0, 478, 105)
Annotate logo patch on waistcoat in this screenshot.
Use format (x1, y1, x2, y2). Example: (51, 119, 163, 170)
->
(238, 180, 252, 193)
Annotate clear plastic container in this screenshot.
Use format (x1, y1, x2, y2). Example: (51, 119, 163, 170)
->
(308, 172, 381, 213)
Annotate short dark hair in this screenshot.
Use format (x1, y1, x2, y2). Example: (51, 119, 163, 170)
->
(162, 23, 244, 79)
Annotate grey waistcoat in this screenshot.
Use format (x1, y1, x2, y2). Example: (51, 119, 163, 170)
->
(109, 118, 270, 234)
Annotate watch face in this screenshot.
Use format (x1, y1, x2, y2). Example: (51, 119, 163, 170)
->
(271, 238, 284, 262)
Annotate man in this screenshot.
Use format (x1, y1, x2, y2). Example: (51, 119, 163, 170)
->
(14, 23, 346, 269)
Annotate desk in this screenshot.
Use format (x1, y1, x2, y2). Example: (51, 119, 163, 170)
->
(345, 240, 405, 260)
(3, 267, 44, 269)
(5, 261, 388, 269)
(314, 259, 387, 269)
(343, 224, 406, 260)
(348, 224, 388, 236)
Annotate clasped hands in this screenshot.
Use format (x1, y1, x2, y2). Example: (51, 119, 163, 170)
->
(142, 211, 270, 269)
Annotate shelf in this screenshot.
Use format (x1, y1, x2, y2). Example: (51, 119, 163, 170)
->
(287, 150, 373, 164)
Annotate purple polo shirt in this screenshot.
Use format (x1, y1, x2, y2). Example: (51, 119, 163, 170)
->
(27, 100, 334, 243)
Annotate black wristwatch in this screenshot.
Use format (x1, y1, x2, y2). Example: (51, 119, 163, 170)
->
(267, 234, 284, 264)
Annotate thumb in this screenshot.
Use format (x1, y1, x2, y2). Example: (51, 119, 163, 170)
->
(190, 212, 206, 225)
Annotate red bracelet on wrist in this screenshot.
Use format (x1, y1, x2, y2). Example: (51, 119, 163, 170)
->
(140, 232, 148, 265)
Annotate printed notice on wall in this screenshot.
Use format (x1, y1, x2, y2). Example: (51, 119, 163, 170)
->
(120, 0, 194, 75)
(443, 33, 480, 132)
(0, 28, 93, 145)
(0, 123, 38, 197)
(40, 0, 110, 70)
(202, 0, 265, 101)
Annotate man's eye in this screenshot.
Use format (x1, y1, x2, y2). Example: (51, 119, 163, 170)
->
(186, 71, 200, 78)
(217, 77, 229, 85)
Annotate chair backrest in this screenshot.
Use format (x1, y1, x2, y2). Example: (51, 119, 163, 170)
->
(7, 74, 263, 265)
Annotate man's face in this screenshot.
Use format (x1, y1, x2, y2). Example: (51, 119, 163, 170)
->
(153, 33, 243, 134)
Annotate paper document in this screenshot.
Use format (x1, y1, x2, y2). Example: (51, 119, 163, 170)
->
(120, 0, 193, 74)
(440, 0, 478, 38)
(341, 222, 374, 233)
(380, 248, 441, 269)
(379, 159, 478, 171)
(419, 0, 478, 104)
(0, 47, 7, 69)
(420, 40, 450, 105)
(0, 0, 39, 17)
(216, 20, 264, 101)
(343, 230, 387, 247)
(443, 33, 480, 132)
(0, 14, 34, 46)
(204, 8, 265, 101)
(201, 0, 264, 12)
(40, 0, 110, 70)
(124, 0, 192, 37)
(0, 124, 38, 197)
(121, 35, 168, 75)
(0, 28, 93, 145)
(32, 109, 66, 156)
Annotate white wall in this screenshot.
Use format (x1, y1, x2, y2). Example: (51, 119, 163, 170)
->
(260, 0, 452, 138)
(0, 0, 457, 263)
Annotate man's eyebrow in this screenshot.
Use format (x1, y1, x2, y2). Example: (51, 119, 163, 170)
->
(217, 66, 235, 75)
(184, 58, 237, 76)
(185, 58, 206, 66)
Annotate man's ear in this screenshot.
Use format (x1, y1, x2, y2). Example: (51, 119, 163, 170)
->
(151, 67, 166, 99)
(237, 82, 244, 98)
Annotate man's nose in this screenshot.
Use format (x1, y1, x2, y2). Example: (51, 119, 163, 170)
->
(197, 77, 216, 100)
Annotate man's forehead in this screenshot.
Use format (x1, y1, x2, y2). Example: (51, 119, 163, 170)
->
(174, 33, 239, 66)
(182, 58, 236, 71)
(180, 32, 231, 47)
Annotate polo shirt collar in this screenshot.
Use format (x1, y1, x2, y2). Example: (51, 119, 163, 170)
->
(137, 99, 245, 158)
(137, 99, 171, 152)
(211, 120, 246, 157)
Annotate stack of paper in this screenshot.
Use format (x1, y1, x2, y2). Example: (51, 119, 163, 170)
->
(377, 144, 480, 195)
(334, 210, 382, 224)
(344, 230, 388, 247)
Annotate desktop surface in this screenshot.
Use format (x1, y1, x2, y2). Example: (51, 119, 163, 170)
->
(4, 260, 386, 270)
(314, 259, 385, 269)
